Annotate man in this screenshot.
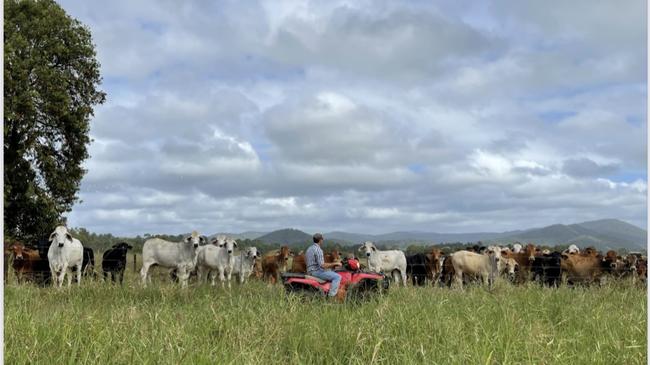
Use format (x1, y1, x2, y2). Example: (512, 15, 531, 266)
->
(305, 233, 342, 298)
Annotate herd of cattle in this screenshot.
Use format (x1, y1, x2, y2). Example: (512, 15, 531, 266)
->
(4, 226, 648, 289)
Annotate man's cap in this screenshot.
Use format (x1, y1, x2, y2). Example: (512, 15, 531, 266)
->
(313, 233, 323, 243)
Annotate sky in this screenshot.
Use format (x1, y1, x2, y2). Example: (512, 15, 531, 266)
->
(59, 0, 647, 236)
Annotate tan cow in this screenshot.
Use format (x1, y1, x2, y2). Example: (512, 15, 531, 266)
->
(450, 247, 502, 289)
(560, 252, 606, 285)
(261, 246, 293, 284)
(290, 249, 341, 273)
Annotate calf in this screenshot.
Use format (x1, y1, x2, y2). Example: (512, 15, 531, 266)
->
(196, 235, 238, 287)
(291, 249, 341, 273)
(140, 231, 206, 288)
(232, 247, 259, 284)
(7, 242, 41, 283)
(47, 226, 84, 287)
(531, 252, 562, 287)
(425, 248, 444, 284)
(102, 242, 133, 284)
(262, 246, 292, 284)
(358, 242, 407, 286)
(406, 253, 428, 286)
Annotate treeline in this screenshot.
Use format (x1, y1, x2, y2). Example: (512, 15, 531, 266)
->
(52, 229, 635, 256)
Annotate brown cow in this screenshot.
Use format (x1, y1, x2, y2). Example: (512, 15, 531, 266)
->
(560, 252, 608, 285)
(501, 243, 536, 283)
(261, 246, 293, 284)
(7, 242, 41, 283)
(441, 255, 455, 287)
(425, 248, 443, 284)
(636, 257, 647, 283)
(290, 249, 341, 273)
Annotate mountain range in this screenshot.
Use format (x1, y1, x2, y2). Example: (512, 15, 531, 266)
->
(211, 219, 647, 251)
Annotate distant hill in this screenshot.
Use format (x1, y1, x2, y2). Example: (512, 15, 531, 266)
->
(222, 218, 646, 251)
(494, 219, 647, 251)
(324, 231, 521, 245)
(210, 231, 267, 240)
(255, 229, 313, 245)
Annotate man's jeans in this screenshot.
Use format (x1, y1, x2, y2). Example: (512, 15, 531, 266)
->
(309, 269, 341, 297)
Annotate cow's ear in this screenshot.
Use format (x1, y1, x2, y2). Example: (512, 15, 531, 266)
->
(200, 236, 207, 244)
(371, 246, 376, 252)
(65, 233, 73, 241)
(358, 245, 364, 252)
(49, 232, 56, 241)
(233, 241, 238, 247)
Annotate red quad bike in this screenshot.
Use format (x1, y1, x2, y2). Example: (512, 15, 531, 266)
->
(282, 257, 389, 301)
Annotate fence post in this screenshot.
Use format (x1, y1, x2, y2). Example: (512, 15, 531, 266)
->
(134, 253, 137, 273)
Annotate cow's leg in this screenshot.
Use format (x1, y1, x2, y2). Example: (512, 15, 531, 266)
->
(60, 263, 70, 287)
(49, 264, 57, 287)
(226, 267, 232, 289)
(454, 271, 463, 290)
(76, 264, 82, 286)
(118, 270, 124, 285)
(140, 262, 152, 286)
(177, 267, 189, 288)
(218, 267, 226, 288)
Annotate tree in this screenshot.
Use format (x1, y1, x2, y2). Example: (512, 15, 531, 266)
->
(4, 0, 106, 242)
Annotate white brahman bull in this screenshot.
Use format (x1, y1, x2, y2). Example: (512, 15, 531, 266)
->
(512, 243, 523, 254)
(47, 226, 84, 287)
(196, 235, 238, 287)
(232, 247, 259, 284)
(358, 241, 407, 286)
(140, 231, 205, 288)
(450, 246, 502, 289)
(564, 244, 580, 255)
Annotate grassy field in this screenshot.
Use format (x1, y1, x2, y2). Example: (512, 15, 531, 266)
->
(4, 255, 648, 365)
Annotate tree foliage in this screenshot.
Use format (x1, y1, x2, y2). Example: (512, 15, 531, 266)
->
(4, 0, 105, 242)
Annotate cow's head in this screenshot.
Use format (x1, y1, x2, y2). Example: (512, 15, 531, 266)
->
(358, 242, 376, 257)
(512, 243, 523, 253)
(485, 245, 502, 262)
(567, 244, 580, 254)
(280, 246, 290, 262)
(603, 250, 619, 270)
(246, 247, 259, 260)
(624, 255, 638, 272)
(583, 247, 599, 257)
(330, 249, 341, 262)
(50, 226, 72, 248)
(525, 243, 536, 262)
(9, 242, 26, 260)
(221, 237, 237, 255)
(504, 258, 518, 278)
(113, 242, 133, 251)
(185, 231, 203, 248)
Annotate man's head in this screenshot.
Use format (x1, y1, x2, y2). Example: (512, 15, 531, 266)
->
(313, 233, 323, 245)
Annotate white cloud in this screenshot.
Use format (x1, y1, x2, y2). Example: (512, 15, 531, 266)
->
(55, 0, 646, 235)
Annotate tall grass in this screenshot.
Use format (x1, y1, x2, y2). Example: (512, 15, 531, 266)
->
(4, 260, 647, 364)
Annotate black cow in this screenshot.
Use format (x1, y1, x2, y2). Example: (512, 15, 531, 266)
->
(406, 253, 428, 286)
(71, 247, 96, 282)
(102, 242, 133, 284)
(531, 252, 562, 287)
(32, 237, 52, 286)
